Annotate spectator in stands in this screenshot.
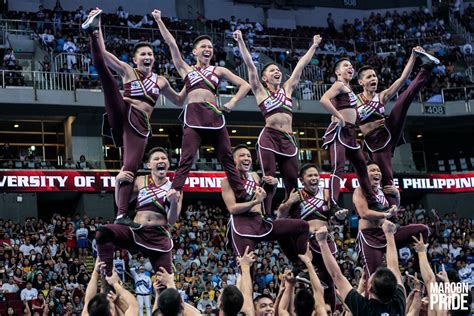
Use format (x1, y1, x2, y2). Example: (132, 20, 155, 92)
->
(197, 291, 217, 313)
(116, 6, 129, 26)
(77, 155, 91, 169)
(21, 281, 39, 301)
(131, 265, 153, 316)
(1, 276, 19, 293)
(3, 48, 16, 67)
(63, 37, 78, 70)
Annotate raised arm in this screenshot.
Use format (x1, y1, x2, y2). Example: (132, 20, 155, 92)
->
(166, 189, 184, 225)
(237, 246, 256, 316)
(88, 8, 130, 77)
(353, 187, 397, 220)
(232, 30, 265, 94)
(299, 247, 327, 316)
(412, 234, 436, 288)
(319, 82, 346, 126)
(284, 35, 322, 95)
(315, 226, 353, 300)
(381, 221, 403, 287)
(277, 189, 299, 218)
(221, 179, 265, 215)
(277, 276, 293, 316)
(152, 9, 191, 77)
(159, 77, 187, 106)
(215, 67, 251, 112)
(380, 47, 420, 104)
(83, 260, 105, 316)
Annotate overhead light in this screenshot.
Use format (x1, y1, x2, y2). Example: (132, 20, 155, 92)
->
(158, 128, 164, 132)
(417, 134, 422, 138)
(357, 133, 363, 137)
(30, 145, 36, 151)
(246, 141, 251, 145)
(299, 131, 305, 135)
(14, 124, 19, 128)
(292, 132, 296, 135)
(231, 129, 237, 134)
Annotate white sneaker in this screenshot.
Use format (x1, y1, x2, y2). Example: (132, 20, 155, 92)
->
(81, 9, 102, 32)
(415, 50, 440, 65)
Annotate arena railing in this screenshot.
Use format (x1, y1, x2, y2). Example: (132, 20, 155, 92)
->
(2, 70, 474, 107)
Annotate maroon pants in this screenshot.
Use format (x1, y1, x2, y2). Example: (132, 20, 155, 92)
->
(371, 68, 431, 206)
(357, 224, 430, 281)
(171, 126, 247, 199)
(257, 147, 299, 217)
(328, 141, 378, 207)
(91, 35, 148, 217)
(229, 218, 309, 263)
(96, 224, 173, 275)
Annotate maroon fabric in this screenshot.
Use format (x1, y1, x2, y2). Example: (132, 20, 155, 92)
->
(171, 126, 247, 200)
(230, 213, 273, 236)
(327, 140, 378, 207)
(331, 91, 358, 111)
(102, 106, 152, 147)
(309, 233, 337, 254)
(257, 127, 298, 156)
(180, 102, 224, 129)
(257, 142, 299, 217)
(227, 218, 309, 263)
(96, 224, 173, 275)
(123, 70, 161, 106)
(184, 66, 219, 94)
(257, 88, 293, 119)
(322, 122, 360, 149)
(91, 35, 150, 217)
(357, 224, 430, 279)
(364, 126, 391, 153)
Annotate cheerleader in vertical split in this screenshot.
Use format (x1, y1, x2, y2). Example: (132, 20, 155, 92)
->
(152, 10, 252, 202)
(357, 47, 439, 207)
(233, 30, 322, 217)
(82, 9, 185, 226)
(277, 164, 347, 312)
(320, 59, 386, 214)
(353, 161, 429, 287)
(95, 147, 183, 275)
(222, 145, 309, 266)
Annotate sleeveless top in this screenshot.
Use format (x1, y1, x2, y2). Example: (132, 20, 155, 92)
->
(375, 187, 389, 208)
(123, 69, 161, 106)
(356, 93, 386, 124)
(243, 172, 258, 198)
(135, 176, 171, 217)
(184, 66, 219, 95)
(258, 87, 293, 120)
(332, 90, 357, 111)
(293, 188, 329, 221)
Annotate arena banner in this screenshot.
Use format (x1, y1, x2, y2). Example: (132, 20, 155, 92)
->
(1, 170, 474, 193)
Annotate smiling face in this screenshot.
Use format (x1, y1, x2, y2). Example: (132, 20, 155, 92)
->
(133, 46, 154, 72)
(358, 68, 378, 92)
(335, 60, 354, 82)
(147, 151, 169, 178)
(193, 39, 214, 65)
(300, 166, 320, 194)
(233, 147, 252, 172)
(262, 64, 282, 86)
(367, 163, 382, 188)
(255, 296, 274, 316)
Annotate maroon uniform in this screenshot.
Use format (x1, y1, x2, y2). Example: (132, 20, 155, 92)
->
(356, 187, 429, 285)
(226, 173, 309, 264)
(290, 188, 337, 311)
(256, 88, 299, 216)
(96, 176, 174, 274)
(356, 67, 432, 206)
(322, 89, 380, 210)
(91, 32, 160, 219)
(171, 66, 248, 201)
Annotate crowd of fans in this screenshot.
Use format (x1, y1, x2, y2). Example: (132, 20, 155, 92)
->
(2, 2, 472, 99)
(0, 144, 92, 170)
(0, 200, 472, 315)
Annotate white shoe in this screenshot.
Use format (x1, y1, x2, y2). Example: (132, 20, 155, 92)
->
(415, 50, 440, 65)
(81, 9, 102, 32)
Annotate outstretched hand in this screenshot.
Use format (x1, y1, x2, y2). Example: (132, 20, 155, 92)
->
(412, 233, 428, 253)
(152, 9, 162, 21)
(237, 246, 256, 267)
(313, 34, 322, 47)
(233, 30, 244, 42)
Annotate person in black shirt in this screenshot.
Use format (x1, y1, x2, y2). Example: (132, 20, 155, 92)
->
(315, 221, 406, 316)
